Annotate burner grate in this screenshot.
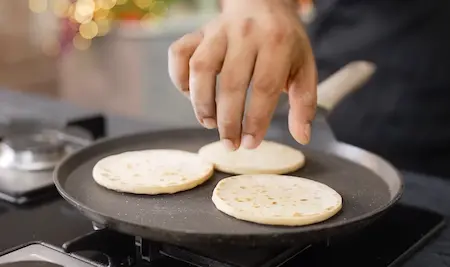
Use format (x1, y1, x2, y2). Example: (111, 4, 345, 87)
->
(157, 243, 309, 267)
(63, 228, 309, 267)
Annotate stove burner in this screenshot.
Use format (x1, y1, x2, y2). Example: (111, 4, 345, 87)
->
(0, 261, 62, 267)
(0, 130, 66, 171)
(0, 115, 103, 204)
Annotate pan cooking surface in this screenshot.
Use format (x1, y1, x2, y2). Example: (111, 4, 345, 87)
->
(55, 129, 394, 244)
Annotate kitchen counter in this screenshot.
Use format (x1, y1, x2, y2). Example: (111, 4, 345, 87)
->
(0, 88, 449, 266)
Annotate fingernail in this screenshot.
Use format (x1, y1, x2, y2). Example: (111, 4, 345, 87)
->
(241, 134, 257, 149)
(202, 118, 217, 129)
(301, 123, 311, 144)
(222, 139, 236, 151)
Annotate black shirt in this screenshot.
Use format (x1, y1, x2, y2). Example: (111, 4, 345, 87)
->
(308, 0, 450, 177)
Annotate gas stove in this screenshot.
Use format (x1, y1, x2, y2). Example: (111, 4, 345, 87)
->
(0, 89, 445, 267)
(0, 204, 445, 267)
(0, 116, 105, 204)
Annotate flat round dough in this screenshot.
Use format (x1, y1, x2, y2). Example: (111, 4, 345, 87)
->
(92, 149, 214, 195)
(198, 140, 305, 175)
(212, 174, 342, 226)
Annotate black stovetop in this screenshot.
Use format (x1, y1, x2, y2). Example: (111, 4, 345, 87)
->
(72, 203, 446, 267)
(0, 198, 443, 267)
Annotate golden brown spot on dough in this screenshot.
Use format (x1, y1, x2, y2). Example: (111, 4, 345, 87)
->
(301, 199, 308, 202)
(235, 198, 244, 202)
(245, 198, 252, 201)
(293, 212, 302, 217)
(272, 201, 277, 205)
(240, 186, 246, 189)
(253, 205, 260, 208)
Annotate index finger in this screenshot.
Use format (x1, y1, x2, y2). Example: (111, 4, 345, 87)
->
(168, 32, 203, 97)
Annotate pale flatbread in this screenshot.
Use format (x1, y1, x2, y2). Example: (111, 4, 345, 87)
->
(212, 174, 342, 226)
(198, 140, 305, 175)
(92, 149, 214, 195)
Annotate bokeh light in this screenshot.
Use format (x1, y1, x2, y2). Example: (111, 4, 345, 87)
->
(29, 0, 48, 13)
(51, 0, 72, 17)
(133, 0, 153, 9)
(28, 0, 170, 53)
(97, 0, 117, 10)
(73, 33, 92, 50)
(96, 19, 112, 36)
(79, 21, 99, 39)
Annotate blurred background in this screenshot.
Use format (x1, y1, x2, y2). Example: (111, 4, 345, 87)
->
(0, 0, 313, 126)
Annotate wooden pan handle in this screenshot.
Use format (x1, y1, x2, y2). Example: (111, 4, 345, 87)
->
(317, 61, 376, 111)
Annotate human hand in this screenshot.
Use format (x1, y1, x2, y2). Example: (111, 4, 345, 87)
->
(168, 0, 317, 150)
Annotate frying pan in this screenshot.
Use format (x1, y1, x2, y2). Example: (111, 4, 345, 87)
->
(54, 61, 403, 247)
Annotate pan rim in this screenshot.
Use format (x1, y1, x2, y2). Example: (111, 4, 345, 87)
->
(53, 128, 404, 241)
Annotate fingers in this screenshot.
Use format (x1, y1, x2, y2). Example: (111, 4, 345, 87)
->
(217, 32, 257, 150)
(168, 31, 203, 98)
(189, 26, 227, 129)
(288, 51, 317, 145)
(169, 13, 317, 148)
(241, 47, 290, 149)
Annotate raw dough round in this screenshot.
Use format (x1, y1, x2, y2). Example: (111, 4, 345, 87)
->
(198, 140, 305, 175)
(92, 149, 214, 195)
(212, 174, 342, 226)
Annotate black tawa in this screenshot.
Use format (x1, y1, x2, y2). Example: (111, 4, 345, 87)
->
(54, 128, 403, 247)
